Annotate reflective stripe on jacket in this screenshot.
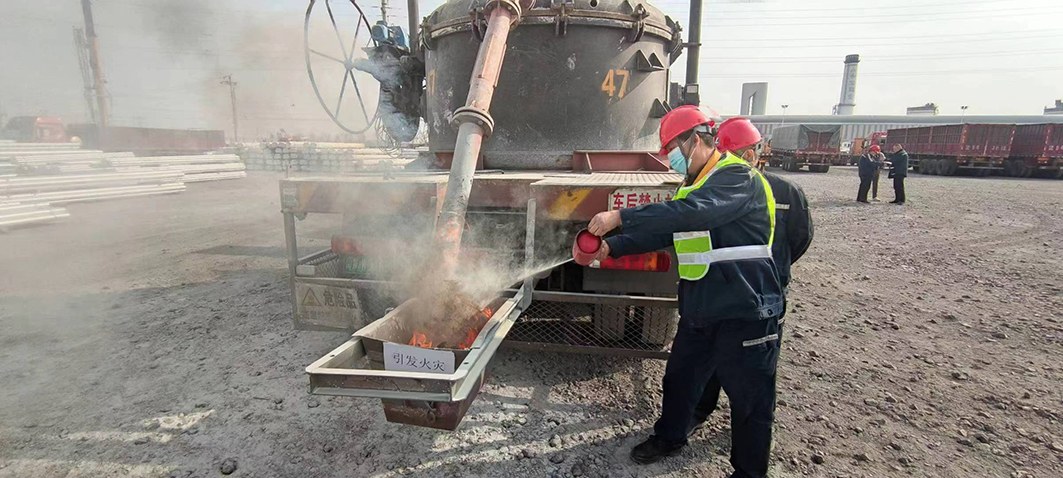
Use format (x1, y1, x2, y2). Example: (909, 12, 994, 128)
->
(672, 154, 776, 281)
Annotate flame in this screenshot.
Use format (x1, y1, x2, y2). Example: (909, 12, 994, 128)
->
(407, 307, 496, 350)
(408, 331, 433, 349)
(458, 307, 494, 349)
(458, 328, 479, 349)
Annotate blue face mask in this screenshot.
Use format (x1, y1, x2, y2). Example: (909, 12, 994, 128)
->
(667, 146, 688, 175)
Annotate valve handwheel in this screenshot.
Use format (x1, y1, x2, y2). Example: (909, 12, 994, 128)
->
(304, 0, 380, 135)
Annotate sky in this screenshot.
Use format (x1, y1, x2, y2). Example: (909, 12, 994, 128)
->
(0, 0, 1060, 139)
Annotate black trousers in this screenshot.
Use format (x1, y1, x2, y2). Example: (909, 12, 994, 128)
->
(893, 176, 906, 203)
(857, 176, 873, 202)
(871, 170, 881, 198)
(654, 318, 780, 478)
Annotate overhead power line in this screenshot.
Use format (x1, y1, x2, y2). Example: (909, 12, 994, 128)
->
(707, 32, 1063, 48)
(702, 48, 1063, 63)
(703, 65, 1063, 78)
(654, 0, 1033, 14)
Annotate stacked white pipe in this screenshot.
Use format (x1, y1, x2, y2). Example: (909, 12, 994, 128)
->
(0, 145, 243, 229)
(234, 141, 423, 173)
(0, 203, 70, 228)
(106, 154, 246, 182)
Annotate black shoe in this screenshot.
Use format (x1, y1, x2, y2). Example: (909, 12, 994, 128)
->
(857, 199, 870, 203)
(686, 418, 707, 438)
(630, 435, 685, 465)
(892, 201, 905, 205)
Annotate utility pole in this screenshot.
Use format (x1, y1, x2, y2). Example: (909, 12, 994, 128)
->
(73, 27, 97, 123)
(80, 0, 109, 127)
(781, 104, 789, 125)
(407, 0, 419, 50)
(220, 75, 239, 143)
(683, 0, 703, 105)
(960, 105, 969, 121)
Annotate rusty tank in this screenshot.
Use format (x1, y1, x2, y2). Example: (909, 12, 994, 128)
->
(421, 0, 682, 170)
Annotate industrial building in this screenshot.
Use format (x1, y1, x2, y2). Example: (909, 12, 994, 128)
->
(1046, 100, 1063, 115)
(740, 82, 768, 116)
(906, 103, 940, 116)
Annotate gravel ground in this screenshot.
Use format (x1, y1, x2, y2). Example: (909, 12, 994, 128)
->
(0, 169, 1060, 478)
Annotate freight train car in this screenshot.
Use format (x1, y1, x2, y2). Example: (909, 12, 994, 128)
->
(766, 124, 839, 172)
(1006, 123, 1063, 179)
(68, 124, 226, 156)
(888, 124, 1015, 176)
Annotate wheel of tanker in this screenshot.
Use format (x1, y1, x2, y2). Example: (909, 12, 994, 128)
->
(942, 159, 958, 176)
(917, 160, 928, 175)
(1002, 161, 1016, 177)
(925, 159, 937, 175)
(1019, 164, 1033, 178)
(304, 0, 379, 135)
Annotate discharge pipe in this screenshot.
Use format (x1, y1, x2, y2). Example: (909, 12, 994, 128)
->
(434, 0, 528, 279)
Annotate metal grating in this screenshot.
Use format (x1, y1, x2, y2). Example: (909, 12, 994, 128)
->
(507, 296, 678, 358)
(532, 172, 681, 187)
(296, 251, 677, 355)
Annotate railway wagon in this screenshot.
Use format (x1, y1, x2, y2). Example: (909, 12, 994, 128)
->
(766, 124, 839, 173)
(1006, 123, 1063, 178)
(888, 124, 1015, 176)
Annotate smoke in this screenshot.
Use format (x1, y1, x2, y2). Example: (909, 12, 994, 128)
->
(148, 0, 216, 53)
(321, 180, 574, 338)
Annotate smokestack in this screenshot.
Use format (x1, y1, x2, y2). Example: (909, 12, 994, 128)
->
(740, 82, 768, 115)
(836, 54, 859, 116)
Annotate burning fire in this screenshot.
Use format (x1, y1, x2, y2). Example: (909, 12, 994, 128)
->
(407, 307, 495, 350)
(408, 332, 433, 348)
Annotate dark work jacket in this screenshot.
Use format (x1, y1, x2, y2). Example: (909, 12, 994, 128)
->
(889, 150, 909, 178)
(762, 172, 813, 289)
(858, 153, 878, 179)
(604, 164, 785, 324)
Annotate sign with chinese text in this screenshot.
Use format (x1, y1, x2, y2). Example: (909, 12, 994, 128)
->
(608, 188, 675, 210)
(294, 283, 363, 330)
(382, 342, 456, 375)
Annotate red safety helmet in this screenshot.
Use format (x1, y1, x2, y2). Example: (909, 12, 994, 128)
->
(658, 105, 719, 154)
(869, 145, 882, 153)
(715, 117, 763, 153)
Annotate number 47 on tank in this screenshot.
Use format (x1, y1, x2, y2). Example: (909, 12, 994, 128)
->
(601, 69, 630, 99)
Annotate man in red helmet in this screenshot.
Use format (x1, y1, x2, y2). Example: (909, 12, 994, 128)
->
(688, 117, 814, 457)
(585, 109, 784, 477)
(857, 144, 886, 203)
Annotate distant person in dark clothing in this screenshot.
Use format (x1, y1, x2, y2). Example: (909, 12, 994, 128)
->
(889, 144, 909, 204)
(856, 145, 883, 203)
(869, 147, 886, 200)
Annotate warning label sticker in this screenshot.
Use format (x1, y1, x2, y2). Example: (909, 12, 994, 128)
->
(294, 283, 363, 330)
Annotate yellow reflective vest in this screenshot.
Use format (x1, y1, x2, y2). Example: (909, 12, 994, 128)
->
(672, 153, 777, 281)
